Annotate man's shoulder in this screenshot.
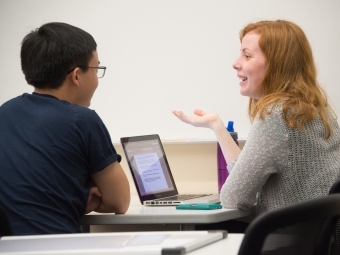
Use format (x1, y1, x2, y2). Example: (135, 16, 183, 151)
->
(66, 105, 106, 131)
(70, 104, 100, 121)
(0, 94, 25, 107)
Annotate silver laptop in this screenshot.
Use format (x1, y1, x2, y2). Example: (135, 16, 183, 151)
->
(120, 134, 220, 206)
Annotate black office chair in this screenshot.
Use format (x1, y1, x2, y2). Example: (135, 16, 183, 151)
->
(329, 178, 340, 255)
(329, 178, 340, 194)
(0, 204, 13, 237)
(237, 195, 340, 255)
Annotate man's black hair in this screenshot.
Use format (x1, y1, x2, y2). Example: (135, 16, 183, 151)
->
(21, 22, 97, 89)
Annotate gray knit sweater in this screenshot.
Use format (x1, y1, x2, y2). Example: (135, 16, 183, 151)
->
(220, 104, 340, 215)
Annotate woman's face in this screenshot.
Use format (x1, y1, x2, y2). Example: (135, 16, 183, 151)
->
(232, 32, 267, 99)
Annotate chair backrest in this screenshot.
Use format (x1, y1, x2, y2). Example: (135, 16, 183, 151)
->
(237, 195, 340, 255)
(0, 204, 13, 237)
(328, 178, 340, 255)
(329, 178, 340, 194)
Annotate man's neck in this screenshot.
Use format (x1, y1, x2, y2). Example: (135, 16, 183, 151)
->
(34, 87, 75, 104)
(34, 88, 60, 98)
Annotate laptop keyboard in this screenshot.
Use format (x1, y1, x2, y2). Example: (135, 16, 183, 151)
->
(144, 194, 215, 205)
(157, 194, 212, 201)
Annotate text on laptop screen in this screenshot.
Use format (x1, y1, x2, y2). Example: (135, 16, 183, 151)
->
(123, 139, 175, 196)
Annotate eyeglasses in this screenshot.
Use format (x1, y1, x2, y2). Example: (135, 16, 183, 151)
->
(88, 66, 106, 78)
(67, 66, 106, 78)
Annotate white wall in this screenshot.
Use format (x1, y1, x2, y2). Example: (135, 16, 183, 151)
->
(1, 0, 339, 141)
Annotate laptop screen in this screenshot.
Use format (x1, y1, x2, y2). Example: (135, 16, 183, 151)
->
(121, 135, 178, 202)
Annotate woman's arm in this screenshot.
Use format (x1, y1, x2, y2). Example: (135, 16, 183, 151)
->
(220, 109, 288, 210)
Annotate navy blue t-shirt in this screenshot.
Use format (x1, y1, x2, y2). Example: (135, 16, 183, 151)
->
(0, 93, 121, 235)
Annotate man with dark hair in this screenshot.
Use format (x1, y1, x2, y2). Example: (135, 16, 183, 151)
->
(0, 22, 130, 235)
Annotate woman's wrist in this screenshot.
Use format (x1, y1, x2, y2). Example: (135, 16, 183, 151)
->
(211, 117, 225, 133)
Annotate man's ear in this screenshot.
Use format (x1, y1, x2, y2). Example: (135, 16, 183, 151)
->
(70, 67, 81, 87)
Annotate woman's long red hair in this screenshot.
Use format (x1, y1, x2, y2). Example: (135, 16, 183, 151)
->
(240, 20, 335, 138)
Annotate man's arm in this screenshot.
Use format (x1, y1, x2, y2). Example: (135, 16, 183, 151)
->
(90, 161, 130, 213)
(84, 185, 102, 214)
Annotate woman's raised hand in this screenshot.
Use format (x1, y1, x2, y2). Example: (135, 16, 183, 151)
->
(172, 109, 221, 129)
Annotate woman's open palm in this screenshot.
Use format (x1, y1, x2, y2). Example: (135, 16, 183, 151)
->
(172, 109, 219, 129)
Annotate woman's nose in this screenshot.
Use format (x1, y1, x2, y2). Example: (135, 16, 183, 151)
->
(232, 59, 240, 70)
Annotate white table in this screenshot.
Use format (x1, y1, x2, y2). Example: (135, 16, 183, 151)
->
(81, 195, 255, 232)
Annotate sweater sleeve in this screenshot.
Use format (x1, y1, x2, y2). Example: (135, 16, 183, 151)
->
(220, 107, 289, 210)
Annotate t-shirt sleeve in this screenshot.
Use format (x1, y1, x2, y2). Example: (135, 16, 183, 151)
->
(74, 108, 121, 175)
(220, 107, 289, 210)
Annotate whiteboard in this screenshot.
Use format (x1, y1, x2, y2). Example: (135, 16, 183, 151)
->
(0, 231, 226, 254)
(0, 0, 339, 141)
